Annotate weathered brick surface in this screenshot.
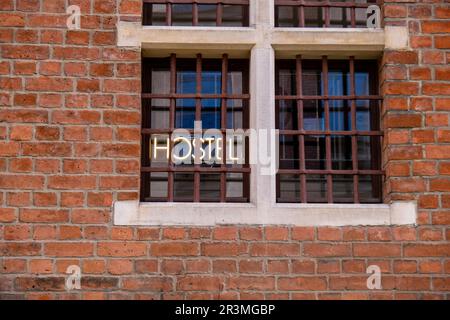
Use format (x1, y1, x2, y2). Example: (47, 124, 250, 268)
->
(0, 0, 449, 300)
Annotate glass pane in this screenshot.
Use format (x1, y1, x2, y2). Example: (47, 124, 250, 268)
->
(277, 68, 296, 95)
(305, 135, 326, 170)
(227, 173, 244, 199)
(200, 174, 220, 202)
(150, 99, 170, 129)
(176, 99, 195, 129)
(302, 66, 321, 96)
(174, 173, 194, 201)
(201, 99, 221, 129)
(306, 174, 327, 203)
(330, 7, 351, 28)
(304, 7, 323, 27)
(359, 175, 382, 203)
(198, 5, 216, 26)
(151, 4, 166, 26)
(333, 175, 353, 203)
(303, 100, 325, 131)
(222, 5, 245, 27)
(329, 100, 352, 131)
(177, 70, 196, 94)
(227, 99, 244, 129)
(278, 174, 301, 203)
(172, 4, 193, 26)
(150, 173, 168, 198)
(202, 70, 221, 94)
(278, 100, 297, 130)
(149, 134, 170, 167)
(227, 71, 243, 94)
(331, 136, 352, 170)
(358, 136, 381, 170)
(279, 135, 299, 169)
(276, 6, 297, 27)
(151, 69, 170, 94)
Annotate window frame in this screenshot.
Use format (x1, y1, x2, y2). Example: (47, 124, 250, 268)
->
(275, 56, 384, 204)
(274, 0, 381, 28)
(143, 0, 250, 27)
(141, 54, 251, 203)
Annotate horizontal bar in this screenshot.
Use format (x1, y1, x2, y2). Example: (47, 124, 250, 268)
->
(278, 169, 383, 175)
(143, 197, 249, 202)
(279, 130, 383, 136)
(144, 0, 249, 4)
(276, 95, 382, 100)
(142, 167, 251, 173)
(275, 1, 372, 8)
(143, 93, 250, 99)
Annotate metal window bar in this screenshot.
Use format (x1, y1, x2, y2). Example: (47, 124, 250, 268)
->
(143, 0, 250, 26)
(275, 57, 383, 204)
(275, 0, 381, 28)
(141, 54, 250, 203)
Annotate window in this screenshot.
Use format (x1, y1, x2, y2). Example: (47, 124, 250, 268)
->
(143, 0, 250, 27)
(141, 54, 250, 203)
(276, 56, 383, 204)
(275, 0, 379, 28)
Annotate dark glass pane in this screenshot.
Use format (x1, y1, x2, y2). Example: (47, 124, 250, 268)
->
(172, 4, 193, 26)
(302, 65, 321, 96)
(330, 7, 351, 28)
(150, 173, 168, 199)
(276, 6, 297, 27)
(329, 100, 352, 131)
(331, 136, 352, 170)
(355, 8, 366, 27)
(222, 5, 246, 27)
(278, 174, 301, 203)
(152, 4, 167, 26)
(200, 174, 220, 202)
(174, 173, 194, 201)
(198, 5, 217, 26)
(279, 135, 299, 169)
(176, 99, 195, 129)
(333, 175, 353, 203)
(304, 7, 323, 27)
(151, 68, 170, 94)
(305, 135, 326, 170)
(177, 69, 196, 94)
(356, 100, 380, 131)
(202, 70, 221, 94)
(358, 136, 381, 170)
(277, 68, 296, 95)
(359, 175, 382, 203)
(355, 72, 370, 95)
(303, 100, 325, 131)
(306, 174, 327, 203)
(278, 100, 297, 130)
(201, 99, 221, 129)
(328, 69, 346, 96)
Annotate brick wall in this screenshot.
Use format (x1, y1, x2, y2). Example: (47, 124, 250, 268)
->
(0, 0, 449, 300)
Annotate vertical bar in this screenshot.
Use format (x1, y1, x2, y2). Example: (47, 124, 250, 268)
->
(296, 56, 307, 203)
(299, 3, 305, 28)
(193, 3, 199, 26)
(194, 53, 202, 202)
(220, 54, 229, 202)
(350, 1, 356, 28)
(349, 56, 359, 203)
(217, 3, 223, 26)
(322, 56, 333, 203)
(168, 53, 177, 201)
(324, 1, 330, 27)
(166, 3, 172, 26)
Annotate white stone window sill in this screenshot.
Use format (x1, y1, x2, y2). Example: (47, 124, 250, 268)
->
(113, 201, 416, 227)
